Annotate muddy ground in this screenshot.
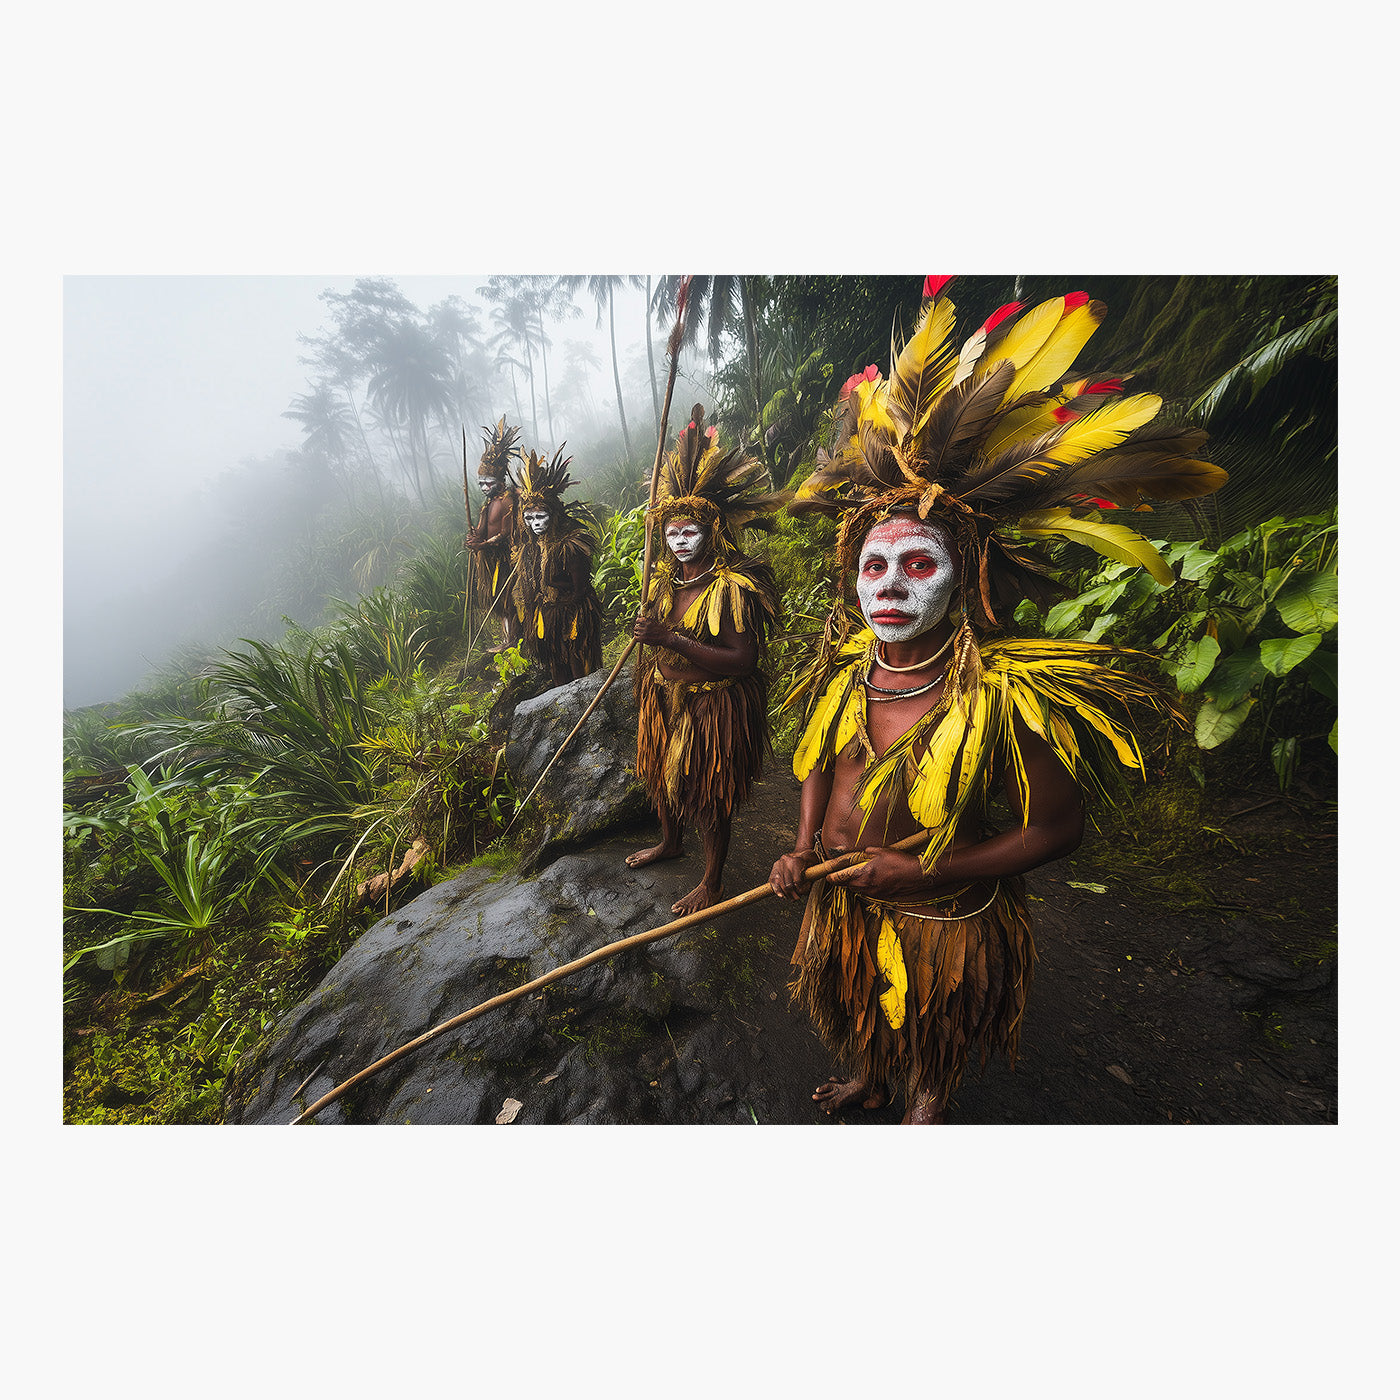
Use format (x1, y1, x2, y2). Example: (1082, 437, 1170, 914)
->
(643, 761, 1338, 1126)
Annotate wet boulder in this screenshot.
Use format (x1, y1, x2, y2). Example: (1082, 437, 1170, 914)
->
(222, 832, 777, 1127)
(504, 664, 648, 868)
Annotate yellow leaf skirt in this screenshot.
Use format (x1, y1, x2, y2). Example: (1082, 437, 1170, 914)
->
(790, 868, 1035, 1106)
(634, 664, 768, 827)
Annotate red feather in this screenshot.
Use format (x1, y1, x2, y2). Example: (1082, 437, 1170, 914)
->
(1062, 291, 1090, 311)
(982, 301, 1022, 333)
(922, 275, 955, 301)
(1052, 405, 1078, 424)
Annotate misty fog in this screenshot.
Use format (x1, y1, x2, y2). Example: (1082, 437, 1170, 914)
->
(63, 275, 691, 710)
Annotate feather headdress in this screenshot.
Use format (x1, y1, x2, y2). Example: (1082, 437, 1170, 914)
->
(478, 416, 522, 476)
(792, 280, 1228, 631)
(652, 404, 787, 557)
(513, 444, 580, 516)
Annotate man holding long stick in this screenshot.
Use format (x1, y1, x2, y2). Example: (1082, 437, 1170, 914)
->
(772, 277, 1227, 1124)
(626, 406, 785, 915)
(465, 417, 522, 654)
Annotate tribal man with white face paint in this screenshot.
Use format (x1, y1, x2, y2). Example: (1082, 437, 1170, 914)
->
(771, 512, 1085, 1125)
(465, 417, 523, 652)
(769, 277, 1225, 1128)
(510, 446, 603, 688)
(628, 408, 784, 917)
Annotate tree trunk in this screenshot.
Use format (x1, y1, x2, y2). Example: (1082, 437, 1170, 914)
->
(741, 277, 763, 458)
(538, 307, 554, 443)
(523, 338, 539, 441)
(608, 284, 632, 456)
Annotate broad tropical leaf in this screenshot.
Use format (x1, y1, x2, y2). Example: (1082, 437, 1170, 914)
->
(1171, 635, 1221, 693)
(1195, 696, 1255, 749)
(1275, 572, 1338, 634)
(1259, 632, 1322, 677)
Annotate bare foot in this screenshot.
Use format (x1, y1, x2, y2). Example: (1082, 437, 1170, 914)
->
(812, 1077, 888, 1114)
(671, 882, 721, 915)
(902, 1089, 946, 1125)
(626, 841, 684, 870)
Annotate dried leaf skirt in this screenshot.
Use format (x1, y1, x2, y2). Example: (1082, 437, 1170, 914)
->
(635, 665, 768, 827)
(521, 592, 603, 677)
(474, 545, 513, 613)
(790, 875, 1035, 1106)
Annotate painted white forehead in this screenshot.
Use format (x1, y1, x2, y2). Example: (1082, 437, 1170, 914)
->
(860, 518, 952, 556)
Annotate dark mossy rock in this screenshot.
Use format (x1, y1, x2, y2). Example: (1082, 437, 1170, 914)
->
(222, 833, 790, 1126)
(486, 662, 554, 743)
(504, 665, 648, 870)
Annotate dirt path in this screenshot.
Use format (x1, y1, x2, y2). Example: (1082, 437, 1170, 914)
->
(699, 763, 1336, 1125)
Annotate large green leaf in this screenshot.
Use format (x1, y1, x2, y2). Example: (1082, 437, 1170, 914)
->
(1204, 645, 1265, 709)
(1190, 310, 1338, 420)
(1083, 612, 1120, 643)
(1302, 648, 1337, 702)
(1176, 546, 1220, 583)
(1171, 634, 1221, 693)
(1275, 572, 1338, 633)
(1195, 696, 1256, 749)
(1044, 598, 1089, 634)
(1259, 632, 1322, 677)
(1328, 719, 1338, 753)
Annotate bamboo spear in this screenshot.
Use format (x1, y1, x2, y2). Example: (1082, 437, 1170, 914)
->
(501, 277, 693, 835)
(289, 824, 931, 1124)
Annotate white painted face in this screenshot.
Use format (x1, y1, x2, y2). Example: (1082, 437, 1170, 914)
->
(664, 518, 708, 565)
(523, 508, 550, 537)
(856, 518, 958, 643)
(478, 472, 501, 496)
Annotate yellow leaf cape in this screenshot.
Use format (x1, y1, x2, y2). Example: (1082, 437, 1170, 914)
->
(792, 631, 1176, 871)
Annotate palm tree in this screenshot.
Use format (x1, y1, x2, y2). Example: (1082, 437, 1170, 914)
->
(366, 320, 456, 505)
(283, 382, 357, 469)
(651, 275, 767, 451)
(484, 286, 541, 440)
(427, 296, 494, 432)
(559, 275, 644, 454)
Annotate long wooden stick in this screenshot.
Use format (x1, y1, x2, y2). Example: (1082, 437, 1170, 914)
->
(464, 563, 518, 661)
(502, 278, 691, 835)
(289, 826, 932, 1123)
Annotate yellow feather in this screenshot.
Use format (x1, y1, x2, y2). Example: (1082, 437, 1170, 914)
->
(793, 670, 851, 780)
(979, 399, 1066, 461)
(988, 298, 1063, 375)
(570, 616, 578, 639)
(680, 583, 708, 630)
(889, 298, 959, 434)
(1016, 508, 1175, 586)
(1005, 301, 1104, 401)
(1042, 394, 1163, 465)
(833, 684, 863, 758)
(707, 578, 725, 635)
(876, 916, 908, 1029)
(728, 579, 745, 633)
(536, 610, 545, 639)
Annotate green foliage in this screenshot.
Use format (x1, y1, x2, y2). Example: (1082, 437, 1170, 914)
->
(64, 768, 277, 971)
(1029, 509, 1337, 787)
(592, 504, 648, 619)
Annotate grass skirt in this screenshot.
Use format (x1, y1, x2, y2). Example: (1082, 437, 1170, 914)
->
(473, 544, 513, 612)
(790, 873, 1035, 1106)
(635, 665, 768, 827)
(521, 591, 602, 676)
